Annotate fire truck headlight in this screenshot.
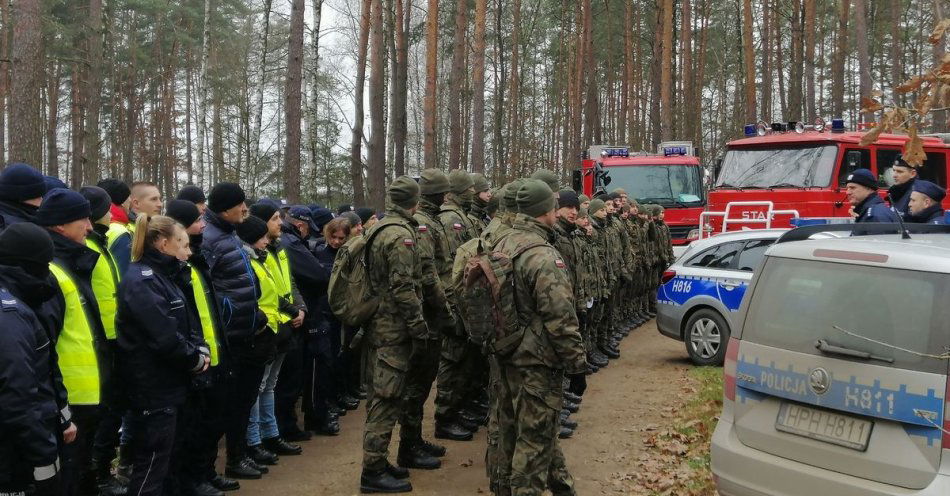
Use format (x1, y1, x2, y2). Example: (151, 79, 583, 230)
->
(814, 117, 826, 132)
(756, 121, 769, 136)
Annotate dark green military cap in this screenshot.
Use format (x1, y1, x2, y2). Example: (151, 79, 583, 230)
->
(516, 179, 556, 218)
(448, 169, 474, 194)
(503, 179, 524, 211)
(472, 173, 491, 193)
(578, 207, 589, 219)
(419, 168, 451, 195)
(589, 198, 606, 216)
(579, 194, 590, 204)
(530, 169, 560, 192)
(611, 187, 627, 196)
(389, 175, 420, 209)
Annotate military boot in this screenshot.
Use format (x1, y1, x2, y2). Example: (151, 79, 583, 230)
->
(385, 462, 410, 480)
(558, 425, 575, 439)
(360, 469, 413, 493)
(589, 350, 609, 368)
(560, 413, 578, 430)
(563, 391, 582, 404)
(417, 439, 446, 457)
(434, 421, 474, 441)
(397, 442, 441, 470)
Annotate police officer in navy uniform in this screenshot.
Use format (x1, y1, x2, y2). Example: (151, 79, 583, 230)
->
(116, 214, 210, 496)
(0, 223, 64, 496)
(907, 180, 947, 224)
(845, 169, 901, 223)
(886, 157, 918, 218)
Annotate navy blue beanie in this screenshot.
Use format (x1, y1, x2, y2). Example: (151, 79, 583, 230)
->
(44, 176, 68, 191)
(0, 163, 47, 202)
(97, 178, 131, 205)
(846, 169, 878, 190)
(176, 185, 207, 205)
(311, 207, 334, 233)
(35, 188, 91, 226)
(913, 179, 947, 202)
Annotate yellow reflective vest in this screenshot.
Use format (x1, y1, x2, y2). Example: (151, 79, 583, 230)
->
(189, 266, 220, 366)
(85, 237, 119, 340)
(105, 223, 130, 256)
(50, 263, 101, 406)
(251, 257, 289, 333)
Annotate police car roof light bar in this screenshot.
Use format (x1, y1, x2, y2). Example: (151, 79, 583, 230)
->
(775, 223, 950, 244)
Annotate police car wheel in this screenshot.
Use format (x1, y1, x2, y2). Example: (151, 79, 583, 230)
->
(684, 309, 731, 366)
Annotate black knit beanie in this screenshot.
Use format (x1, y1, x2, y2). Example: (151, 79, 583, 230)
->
(165, 199, 201, 228)
(236, 215, 268, 245)
(97, 178, 131, 206)
(0, 222, 54, 278)
(208, 182, 246, 213)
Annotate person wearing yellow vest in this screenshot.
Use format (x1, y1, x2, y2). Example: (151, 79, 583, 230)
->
(35, 188, 110, 496)
(234, 215, 287, 469)
(0, 223, 66, 496)
(165, 198, 241, 494)
(97, 178, 134, 277)
(78, 186, 129, 496)
(247, 202, 307, 460)
(115, 214, 209, 496)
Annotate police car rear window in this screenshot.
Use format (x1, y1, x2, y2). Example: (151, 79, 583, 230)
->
(741, 257, 950, 374)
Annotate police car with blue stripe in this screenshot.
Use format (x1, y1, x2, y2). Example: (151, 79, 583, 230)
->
(656, 229, 789, 366)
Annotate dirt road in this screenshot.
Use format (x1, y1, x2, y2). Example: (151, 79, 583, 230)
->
(232, 321, 694, 495)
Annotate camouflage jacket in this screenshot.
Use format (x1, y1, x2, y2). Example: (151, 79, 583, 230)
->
(623, 216, 644, 269)
(655, 220, 675, 265)
(482, 211, 515, 246)
(367, 205, 427, 347)
(413, 198, 455, 338)
(589, 217, 614, 291)
(552, 216, 585, 311)
(439, 199, 477, 260)
(498, 214, 587, 374)
(467, 204, 489, 235)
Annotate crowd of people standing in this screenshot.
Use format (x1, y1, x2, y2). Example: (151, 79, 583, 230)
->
(0, 161, 675, 496)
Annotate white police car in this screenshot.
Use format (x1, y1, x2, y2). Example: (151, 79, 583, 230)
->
(655, 229, 788, 366)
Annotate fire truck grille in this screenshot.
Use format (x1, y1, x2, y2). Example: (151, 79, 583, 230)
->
(668, 225, 698, 239)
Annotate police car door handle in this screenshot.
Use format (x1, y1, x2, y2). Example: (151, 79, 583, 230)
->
(720, 281, 741, 289)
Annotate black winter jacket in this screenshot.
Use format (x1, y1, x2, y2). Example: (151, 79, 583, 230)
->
(311, 242, 339, 335)
(0, 265, 60, 490)
(279, 222, 328, 330)
(0, 199, 38, 232)
(116, 249, 207, 410)
(201, 210, 264, 343)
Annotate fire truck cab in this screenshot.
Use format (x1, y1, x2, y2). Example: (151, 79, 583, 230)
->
(706, 120, 950, 234)
(574, 142, 706, 246)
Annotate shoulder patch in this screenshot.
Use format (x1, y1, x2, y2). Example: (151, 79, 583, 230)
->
(141, 269, 154, 277)
(554, 259, 567, 269)
(453, 223, 463, 231)
(418, 225, 428, 233)
(404, 238, 415, 247)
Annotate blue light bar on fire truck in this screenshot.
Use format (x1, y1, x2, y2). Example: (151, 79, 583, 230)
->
(662, 145, 688, 156)
(600, 147, 630, 158)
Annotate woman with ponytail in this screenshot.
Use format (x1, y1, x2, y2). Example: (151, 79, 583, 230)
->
(115, 215, 210, 496)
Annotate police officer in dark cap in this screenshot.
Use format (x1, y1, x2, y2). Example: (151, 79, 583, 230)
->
(907, 180, 947, 224)
(886, 157, 918, 218)
(0, 223, 64, 496)
(0, 162, 47, 230)
(845, 169, 900, 223)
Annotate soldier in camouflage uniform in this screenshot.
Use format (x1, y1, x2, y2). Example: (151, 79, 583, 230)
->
(625, 200, 650, 327)
(496, 179, 587, 496)
(434, 170, 480, 439)
(642, 205, 662, 315)
(360, 176, 427, 494)
(652, 205, 675, 314)
(469, 173, 492, 232)
(397, 169, 458, 469)
(585, 199, 611, 369)
(529, 169, 561, 195)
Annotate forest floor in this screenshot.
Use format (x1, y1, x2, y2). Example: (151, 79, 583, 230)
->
(228, 321, 720, 495)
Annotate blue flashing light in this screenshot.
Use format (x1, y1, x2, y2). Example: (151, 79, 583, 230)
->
(831, 118, 846, 133)
(662, 146, 687, 156)
(602, 147, 629, 158)
(744, 124, 757, 137)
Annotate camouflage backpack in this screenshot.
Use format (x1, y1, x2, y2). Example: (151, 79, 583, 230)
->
(456, 235, 545, 357)
(328, 218, 404, 327)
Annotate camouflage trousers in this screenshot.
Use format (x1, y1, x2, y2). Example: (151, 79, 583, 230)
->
(362, 343, 411, 472)
(398, 337, 442, 442)
(486, 356, 516, 496)
(434, 333, 470, 424)
(506, 365, 575, 496)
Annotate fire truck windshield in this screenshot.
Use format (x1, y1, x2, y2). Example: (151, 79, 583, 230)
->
(714, 144, 837, 188)
(604, 164, 704, 207)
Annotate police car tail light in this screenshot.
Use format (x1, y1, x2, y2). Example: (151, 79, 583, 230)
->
(660, 270, 676, 284)
(723, 337, 740, 403)
(942, 379, 950, 449)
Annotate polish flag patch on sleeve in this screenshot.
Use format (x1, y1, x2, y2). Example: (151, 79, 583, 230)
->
(404, 238, 415, 247)
(554, 259, 566, 269)
(453, 223, 463, 231)
(418, 225, 428, 233)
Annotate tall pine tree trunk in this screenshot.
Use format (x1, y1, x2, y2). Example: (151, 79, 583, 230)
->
(252, 0, 273, 175)
(368, 0, 386, 209)
(470, 0, 487, 173)
(933, 0, 947, 132)
(9, 0, 44, 166)
(742, 0, 755, 122)
(47, 63, 60, 178)
(350, 0, 371, 206)
(789, 0, 803, 121)
(423, 0, 438, 169)
(283, 0, 305, 202)
(760, 0, 772, 121)
(507, 0, 522, 176)
(804, 0, 816, 121)
(831, 0, 849, 119)
(0, 0, 9, 163)
(659, 0, 673, 142)
(306, 0, 323, 181)
(681, 0, 694, 143)
(197, 0, 212, 187)
(390, 0, 409, 177)
(447, 0, 467, 170)
(83, 0, 103, 184)
(854, 0, 872, 123)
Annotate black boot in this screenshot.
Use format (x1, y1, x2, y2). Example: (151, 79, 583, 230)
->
(263, 436, 302, 456)
(456, 416, 480, 433)
(434, 422, 474, 441)
(311, 416, 341, 436)
(563, 400, 580, 414)
(558, 425, 574, 439)
(339, 395, 360, 411)
(224, 459, 262, 480)
(188, 481, 225, 496)
(601, 345, 620, 360)
(397, 442, 441, 470)
(282, 426, 312, 442)
(209, 474, 240, 492)
(385, 462, 410, 480)
(563, 391, 582, 404)
(360, 469, 412, 493)
(560, 414, 578, 430)
(247, 444, 278, 466)
(244, 456, 269, 474)
(417, 438, 446, 457)
(589, 350, 609, 367)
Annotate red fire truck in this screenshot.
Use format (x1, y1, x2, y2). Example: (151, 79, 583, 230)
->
(574, 143, 706, 246)
(704, 119, 950, 235)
